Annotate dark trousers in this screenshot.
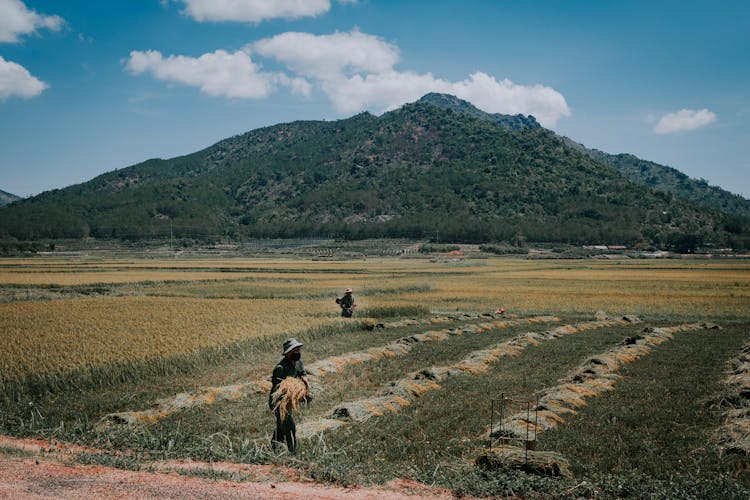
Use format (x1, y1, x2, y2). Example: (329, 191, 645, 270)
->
(272, 409, 296, 453)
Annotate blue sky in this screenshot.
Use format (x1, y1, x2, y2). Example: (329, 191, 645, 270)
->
(1, 0, 748, 198)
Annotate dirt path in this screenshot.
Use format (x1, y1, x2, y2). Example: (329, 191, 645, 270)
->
(0, 436, 456, 499)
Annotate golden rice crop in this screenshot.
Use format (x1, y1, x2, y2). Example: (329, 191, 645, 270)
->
(0, 270, 263, 286)
(0, 296, 335, 381)
(408, 260, 750, 318)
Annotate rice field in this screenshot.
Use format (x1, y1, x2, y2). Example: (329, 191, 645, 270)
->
(1, 252, 749, 498)
(2, 256, 748, 384)
(0, 296, 336, 381)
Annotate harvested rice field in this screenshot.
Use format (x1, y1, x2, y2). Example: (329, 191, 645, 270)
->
(1, 253, 749, 499)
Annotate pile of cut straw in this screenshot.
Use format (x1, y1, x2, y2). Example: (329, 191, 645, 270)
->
(476, 446, 572, 477)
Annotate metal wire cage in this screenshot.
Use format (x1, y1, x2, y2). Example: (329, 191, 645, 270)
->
(489, 392, 539, 463)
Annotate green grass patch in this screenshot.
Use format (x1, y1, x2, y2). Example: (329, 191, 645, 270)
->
(76, 452, 143, 471)
(296, 324, 637, 486)
(539, 322, 750, 482)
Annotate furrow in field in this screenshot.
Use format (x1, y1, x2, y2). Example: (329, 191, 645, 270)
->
(305, 314, 560, 377)
(296, 316, 640, 438)
(100, 313, 560, 426)
(491, 322, 721, 441)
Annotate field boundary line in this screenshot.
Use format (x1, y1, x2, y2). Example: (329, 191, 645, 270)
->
(100, 313, 560, 427)
(297, 316, 640, 439)
(713, 339, 750, 455)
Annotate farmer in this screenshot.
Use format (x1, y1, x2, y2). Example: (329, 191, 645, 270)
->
(336, 287, 355, 317)
(269, 338, 309, 453)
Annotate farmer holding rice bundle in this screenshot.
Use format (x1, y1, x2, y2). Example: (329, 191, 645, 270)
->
(336, 287, 356, 317)
(269, 338, 309, 453)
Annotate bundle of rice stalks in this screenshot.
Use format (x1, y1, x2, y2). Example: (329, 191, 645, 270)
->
(714, 341, 750, 455)
(475, 446, 572, 477)
(360, 318, 379, 330)
(271, 377, 308, 421)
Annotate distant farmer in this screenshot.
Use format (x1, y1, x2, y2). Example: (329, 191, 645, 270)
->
(336, 287, 356, 317)
(269, 338, 309, 453)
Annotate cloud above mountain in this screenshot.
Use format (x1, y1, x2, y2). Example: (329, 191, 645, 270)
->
(128, 29, 571, 127)
(654, 108, 717, 134)
(125, 49, 310, 99)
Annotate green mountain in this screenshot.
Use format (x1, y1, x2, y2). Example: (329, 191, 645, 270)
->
(0, 190, 21, 207)
(0, 95, 747, 250)
(422, 93, 750, 218)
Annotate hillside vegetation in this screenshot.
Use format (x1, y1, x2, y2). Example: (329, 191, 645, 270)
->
(584, 148, 750, 217)
(1, 95, 748, 249)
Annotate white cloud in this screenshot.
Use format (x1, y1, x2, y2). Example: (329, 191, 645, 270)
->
(255, 30, 571, 127)
(0, 56, 48, 100)
(178, 0, 331, 23)
(127, 29, 571, 127)
(451, 72, 571, 127)
(0, 0, 63, 43)
(125, 49, 309, 99)
(253, 30, 399, 79)
(654, 108, 717, 134)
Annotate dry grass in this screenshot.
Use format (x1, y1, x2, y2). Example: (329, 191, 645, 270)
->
(417, 260, 750, 318)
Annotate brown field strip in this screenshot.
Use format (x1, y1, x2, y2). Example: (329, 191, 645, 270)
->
(296, 316, 640, 438)
(0, 435, 455, 499)
(101, 313, 560, 426)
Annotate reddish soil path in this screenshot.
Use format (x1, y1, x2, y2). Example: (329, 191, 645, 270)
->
(0, 436, 457, 499)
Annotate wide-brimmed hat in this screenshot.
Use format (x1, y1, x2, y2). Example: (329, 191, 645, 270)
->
(345, 288, 353, 294)
(282, 338, 304, 354)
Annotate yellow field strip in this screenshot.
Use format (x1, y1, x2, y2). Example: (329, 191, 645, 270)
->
(296, 316, 640, 438)
(492, 323, 721, 441)
(0, 296, 335, 381)
(100, 313, 560, 426)
(714, 340, 750, 455)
